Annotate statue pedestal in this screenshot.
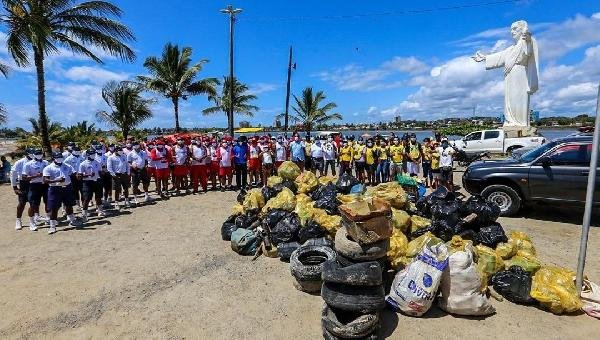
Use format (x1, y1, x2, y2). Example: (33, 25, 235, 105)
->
(503, 125, 538, 138)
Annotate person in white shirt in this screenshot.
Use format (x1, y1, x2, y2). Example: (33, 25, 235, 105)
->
(173, 138, 190, 194)
(437, 138, 455, 192)
(62, 142, 75, 159)
(95, 145, 112, 207)
(258, 138, 273, 187)
(107, 146, 132, 209)
(217, 140, 233, 191)
(78, 149, 104, 220)
(323, 137, 338, 176)
(274, 136, 287, 170)
(43, 152, 82, 234)
(22, 150, 49, 231)
(64, 145, 84, 209)
(190, 138, 209, 193)
(127, 141, 151, 202)
(310, 138, 325, 177)
(10, 149, 33, 230)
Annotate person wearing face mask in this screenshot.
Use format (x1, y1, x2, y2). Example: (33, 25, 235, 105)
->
(375, 140, 390, 183)
(323, 136, 338, 176)
(274, 136, 287, 170)
(430, 139, 441, 189)
(209, 139, 220, 190)
(310, 138, 325, 177)
(353, 138, 366, 183)
(190, 138, 209, 193)
(44, 152, 82, 234)
(78, 149, 104, 221)
(247, 137, 262, 187)
(364, 139, 378, 185)
(389, 138, 404, 181)
(107, 146, 132, 209)
(173, 138, 190, 195)
(11, 149, 34, 230)
(62, 142, 75, 159)
(150, 141, 172, 198)
(338, 139, 354, 176)
(64, 145, 84, 210)
(123, 140, 134, 156)
(405, 133, 422, 177)
(421, 138, 433, 188)
(216, 139, 234, 191)
(232, 136, 248, 190)
(437, 138, 455, 191)
(290, 134, 305, 171)
(22, 150, 49, 230)
(95, 145, 112, 207)
(127, 141, 151, 202)
(258, 137, 274, 187)
(304, 136, 313, 171)
(145, 142, 156, 191)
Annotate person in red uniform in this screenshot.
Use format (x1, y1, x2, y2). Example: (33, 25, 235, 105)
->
(208, 139, 220, 191)
(216, 138, 234, 191)
(190, 138, 209, 193)
(150, 141, 173, 198)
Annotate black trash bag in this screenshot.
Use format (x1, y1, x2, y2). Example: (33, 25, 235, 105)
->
(261, 186, 278, 202)
(491, 266, 535, 304)
(221, 222, 237, 241)
(278, 241, 301, 262)
(271, 213, 301, 245)
(430, 200, 464, 228)
(234, 215, 249, 229)
(263, 209, 290, 229)
(298, 220, 327, 244)
(274, 179, 298, 194)
(336, 173, 360, 194)
(313, 183, 340, 215)
(463, 195, 501, 224)
(432, 219, 465, 242)
(236, 189, 247, 204)
(473, 222, 508, 248)
(416, 186, 457, 217)
(458, 228, 477, 241)
(410, 224, 437, 239)
(310, 184, 325, 201)
(225, 214, 237, 223)
(302, 237, 333, 248)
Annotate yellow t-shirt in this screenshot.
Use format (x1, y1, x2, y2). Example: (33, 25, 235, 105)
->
(377, 146, 389, 161)
(365, 147, 376, 165)
(353, 144, 366, 161)
(422, 144, 433, 162)
(389, 145, 404, 163)
(431, 149, 440, 169)
(339, 146, 353, 162)
(304, 142, 312, 156)
(408, 143, 421, 161)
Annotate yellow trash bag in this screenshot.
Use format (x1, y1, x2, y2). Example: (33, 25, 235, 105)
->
(530, 266, 583, 314)
(495, 242, 517, 259)
(406, 232, 442, 258)
(319, 175, 337, 185)
(277, 161, 301, 181)
(366, 182, 407, 209)
(232, 203, 245, 216)
(391, 208, 411, 234)
(410, 215, 431, 235)
(295, 171, 319, 194)
(295, 195, 316, 226)
(508, 231, 537, 258)
(261, 243, 278, 258)
(504, 255, 541, 273)
(447, 235, 471, 254)
(243, 189, 265, 211)
(312, 208, 342, 236)
(337, 193, 363, 204)
(262, 187, 296, 212)
(475, 244, 505, 277)
(267, 176, 283, 187)
(387, 229, 409, 269)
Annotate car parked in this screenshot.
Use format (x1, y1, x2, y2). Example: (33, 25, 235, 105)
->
(452, 129, 545, 154)
(462, 135, 599, 216)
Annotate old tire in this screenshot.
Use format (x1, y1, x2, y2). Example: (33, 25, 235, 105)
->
(321, 304, 379, 339)
(290, 245, 336, 292)
(482, 184, 521, 217)
(321, 282, 386, 313)
(335, 228, 389, 262)
(292, 279, 322, 293)
(322, 326, 379, 340)
(278, 242, 301, 262)
(322, 260, 382, 286)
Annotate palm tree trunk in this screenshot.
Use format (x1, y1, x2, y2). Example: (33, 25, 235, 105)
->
(172, 97, 180, 133)
(123, 126, 129, 141)
(34, 48, 51, 155)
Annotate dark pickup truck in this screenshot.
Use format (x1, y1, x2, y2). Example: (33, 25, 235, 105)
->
(462, 135, 599, 216)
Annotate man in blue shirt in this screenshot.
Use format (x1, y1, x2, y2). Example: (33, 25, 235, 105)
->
(290, 135, 305, 171)
(232, 136, 248, 191)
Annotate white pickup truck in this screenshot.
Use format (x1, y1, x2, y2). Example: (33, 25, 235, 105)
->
(451, 129, 545, 154)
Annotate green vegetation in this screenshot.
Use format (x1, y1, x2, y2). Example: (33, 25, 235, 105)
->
(436, 123, 494, 137)
(280, 87, 341, 136)
(202, 76, 259, 118)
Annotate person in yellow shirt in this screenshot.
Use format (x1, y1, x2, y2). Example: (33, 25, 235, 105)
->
(338, 139, 354, 175)
(364, 138, 378, 185)
(304, 136, 312, 171)
(353, 137, 367, 183)
(421, 137, 434, 187)
(405, 133, 422, 177)
(389, 137, 404, 181)
(375, 139, 389, 183)
(430, 140, 441, 189)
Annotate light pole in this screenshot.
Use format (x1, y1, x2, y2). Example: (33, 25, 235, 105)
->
(284, 46, 295, 136)
(220, 4, 242, 137)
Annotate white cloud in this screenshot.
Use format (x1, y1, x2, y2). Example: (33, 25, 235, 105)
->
(248, 82, 278, 95)
(63, 66, 129, 84)
(367, 106, 377, 114)
(555, 82, 598, 99)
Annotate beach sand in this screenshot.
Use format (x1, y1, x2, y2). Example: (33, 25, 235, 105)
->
(0, 174, 598, 339)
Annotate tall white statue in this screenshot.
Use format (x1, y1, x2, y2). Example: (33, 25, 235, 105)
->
(473, 20, 539, 128)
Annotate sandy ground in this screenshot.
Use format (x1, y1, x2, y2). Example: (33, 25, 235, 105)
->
(0, 174, 599, 340)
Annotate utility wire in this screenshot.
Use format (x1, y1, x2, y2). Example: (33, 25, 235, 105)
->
(240, 0, 525, 22)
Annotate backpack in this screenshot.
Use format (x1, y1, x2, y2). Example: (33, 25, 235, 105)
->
(231, 228, 259, 256)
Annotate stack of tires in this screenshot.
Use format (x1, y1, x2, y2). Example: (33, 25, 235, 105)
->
(320, 198, 392, 339)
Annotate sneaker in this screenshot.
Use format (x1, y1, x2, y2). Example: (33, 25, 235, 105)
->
(98, 210, 107, 218)
(144, 195, 152, 202)
(48, 227, 56, 234)
(81, 214, 88, 223)
(15, 219, 22, 230)
(29, 224, 38, 231)
(70, 218, 83, 228)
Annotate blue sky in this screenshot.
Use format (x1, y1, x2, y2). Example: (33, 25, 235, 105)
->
(1, 0, 600, 130)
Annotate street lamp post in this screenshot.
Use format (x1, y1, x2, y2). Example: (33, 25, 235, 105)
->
(220, 4, 242, 137)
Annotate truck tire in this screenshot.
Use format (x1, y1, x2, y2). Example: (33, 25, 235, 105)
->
(322, 260, 383, 286)
(334, 228, 389, 262)
(482, 184, 522, 217)
(322, 325, 379, 340)
(290, 245, 336, 284)
(321, 304, 379, 339)
(321, 282, 386, 313)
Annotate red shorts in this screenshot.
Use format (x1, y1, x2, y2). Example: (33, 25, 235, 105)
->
(155, 168, 170, 180)
(248, 158, 260, 171)
(174, 165, 189, 177)
(219, 166, 232, 177)
(211, 161, 220, 175)
(147, 167, 155, 178)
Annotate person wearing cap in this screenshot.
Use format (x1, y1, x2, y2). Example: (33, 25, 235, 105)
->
(216, 138, 234, 191)
(107, 146, 132, 208)
(405, 133, 422, 177)
(150, 141, 172, 198)
(290, 134, 305, 171)
(389, 138, 404, 181)
(310, 137, 325, 177)
(64, 145, 84, 209)
(78, 149, 104, 220)
(365, 138, 378, 185)
(190, 138, 209, 193)
(429, 139, 441, 189)
(232, 136, 248, 190)
(208, 139, 220, 190)
(274, 135, 287, 170)
(95, 145, 112, 207)
(338, 139, 354, 176)
(172, 138, 190, 195)
(127, 141, 151, 202)
(145, 142, 156, 191)
(22, 150, 49, 230)
(353, 138, 366, 183)
(437, 138, 455, 191)
(421, 137, 434, 187)
(304, 136, 313, 171)
(258, 137, 274, 187)
(247, 137, 261, 187)
(62, 142, 75, 159)
(43, 152, 82, 234)
(11, 149, 34, 230)
(323, 136, 338, 176)
(375, 139, 390, 183)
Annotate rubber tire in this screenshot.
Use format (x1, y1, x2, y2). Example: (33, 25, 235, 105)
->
(322, 326, 379, 340)
(292, 279, 322, 293)
(481, 184, 522, 217)
(335, 228, 389, 262)
(321, 282, 386, 313)
(322, 260, 383, 286)
(290, 245, 337, 282)
(321, 304, 379, 339)
(336, 254, 387, 269)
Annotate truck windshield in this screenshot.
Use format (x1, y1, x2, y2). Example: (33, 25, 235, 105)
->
(520, 141, 558, 162)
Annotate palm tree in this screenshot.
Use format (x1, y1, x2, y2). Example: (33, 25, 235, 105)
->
(1, 0, 136, 154)
(96, 81, 153, 140)
(63, 120, 104, 146)
(202, 76, 259, 129)
(20, 117, 65, 148)
(0, 62, 7, 125)
(278, 87, 341, 136)
(138, 43, 218, 133)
